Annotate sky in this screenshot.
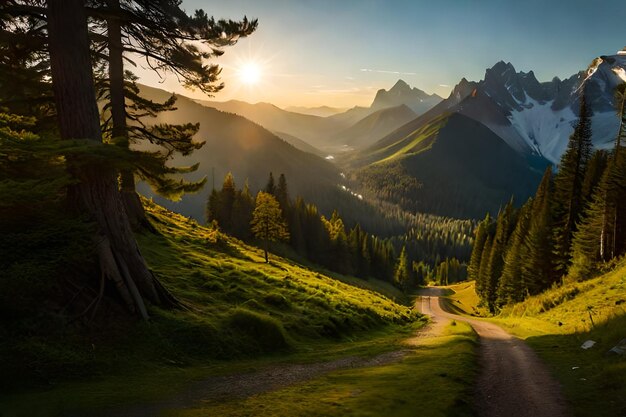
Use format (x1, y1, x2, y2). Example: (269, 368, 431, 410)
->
(136, 0, 626, 109)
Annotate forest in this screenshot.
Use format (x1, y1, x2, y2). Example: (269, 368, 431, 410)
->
(469, 92, 626, 312)
(206, 171, 473, 289)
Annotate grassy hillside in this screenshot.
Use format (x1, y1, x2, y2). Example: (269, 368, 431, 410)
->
(0, 201, 421, 415)
(350, 113, 545, 219)
(445, 267, 626, 417)
(498, 267, 626, 417)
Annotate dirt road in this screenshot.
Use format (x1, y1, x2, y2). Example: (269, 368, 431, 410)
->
(417, 287, 569, 417)
(85, 350, 407, 417)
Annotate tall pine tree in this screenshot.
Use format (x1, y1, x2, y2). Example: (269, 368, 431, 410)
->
(523, 166, 555, 294)
(467, 213, 490, 282)
(552, 92, 593, 276)
(497, 200, 532, 306)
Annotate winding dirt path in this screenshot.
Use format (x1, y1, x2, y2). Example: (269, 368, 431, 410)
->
(85, 350, 407, 417)
(417, 287, 570, 417)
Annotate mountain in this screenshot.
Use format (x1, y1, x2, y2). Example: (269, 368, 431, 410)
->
(137, 85, 341, 220)
(423, 51, 626, 163)
(285, 105, 347, 117)
(328, 105, 375, 126)
(370, 79, 443, 115)
(348, 113, 547, 219)
(272, 131, 325, 156)
(194, 99, 343, 150)
(332, 104, 417, 149)
(135, 85, 398, 234)
(194, 80, 443, 153)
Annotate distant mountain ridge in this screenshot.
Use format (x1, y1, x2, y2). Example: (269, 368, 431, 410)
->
(342, 50, 626, 219)
(370, 79, 443, 115)
(193, 98, 342, 150)
(425, 51, 626, 162)
(332, 104, 417, 149)
(285, 105, 347, 117)
(136, 85, 341, 221)
(196, 80, 444, 152)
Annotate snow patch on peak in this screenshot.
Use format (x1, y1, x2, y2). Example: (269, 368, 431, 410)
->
(507, 97, 577, 162)
(613, 67, 626, 83)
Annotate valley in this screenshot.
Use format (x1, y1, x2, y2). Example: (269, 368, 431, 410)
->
(1, 1, 625, 416)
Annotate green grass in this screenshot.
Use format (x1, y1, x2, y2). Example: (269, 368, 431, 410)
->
(165, 322, 478, 417)
(0, 200, 423, 416)
(442, 267, 626, 417)
(0, 323, 426, 417)
(374, 114, 448, 164)
(494, 264, 626, 417)
(440, 281, 487, 317)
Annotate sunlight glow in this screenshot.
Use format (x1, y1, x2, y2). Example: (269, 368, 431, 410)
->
(238, 62, 262, 85)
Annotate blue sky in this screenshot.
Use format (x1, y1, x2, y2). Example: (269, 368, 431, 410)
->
(139, 0, 626, 107)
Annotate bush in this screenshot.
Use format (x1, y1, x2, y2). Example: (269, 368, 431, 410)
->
(226, 308, 290, 353)
(263, 293, 291, 309)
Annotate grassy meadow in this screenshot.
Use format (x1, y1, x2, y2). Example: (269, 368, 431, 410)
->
(0, 201, 424, 416)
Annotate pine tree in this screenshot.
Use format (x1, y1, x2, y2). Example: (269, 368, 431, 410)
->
(205, 188, 220, 224)
(467, 213, 490, 282)
(568, 186, 607, 280)
(92, 0, 256, 228)
(552, 92, 593, 275)
(614, 83, 626, 151)
(321, 210, 352, 274)
(348, 224, 364, 277)
(581, 150, 608, 204)
(275, 173, 290, 213)
(37, 0, 179, 318)
(483, 200, 514, 312)
(288, 197, 308, 255)
(250, 192, 289, 263)
(231, 180, 254, 240)
(523, 166, 555, 294)
(497, 200, 532, 306)
(265, 172, 276, 195)
(597, 155, 620, 263)
(556, 83, 625, 282)
(393, 246, 411, 290)
(475, 235, 493, 302)
(217, 172, 236, 232)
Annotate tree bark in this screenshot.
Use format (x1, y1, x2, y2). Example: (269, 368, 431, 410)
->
(106, 0, 153, 232)
(47, 0, 177, 318)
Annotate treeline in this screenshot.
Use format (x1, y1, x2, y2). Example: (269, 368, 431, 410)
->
(390, 213, 473, 286)
(206, 171, 474, 289)
(206, 172, 402, 284)
(469, 89, 626, 312)
(397, 213, 473, 265)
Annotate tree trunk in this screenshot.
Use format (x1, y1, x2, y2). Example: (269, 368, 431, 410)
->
(47, 0, 177, 318)
(106, 0, 152, 232)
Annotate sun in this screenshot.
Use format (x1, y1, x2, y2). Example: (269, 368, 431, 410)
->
(238, 62, 262, 86)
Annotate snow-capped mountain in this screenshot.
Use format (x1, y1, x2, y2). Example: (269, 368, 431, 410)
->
(370, 79, 442, 115)
(434, 50, 626, 163)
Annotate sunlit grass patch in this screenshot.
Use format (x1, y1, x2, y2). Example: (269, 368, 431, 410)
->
(167, 322, 478, 417)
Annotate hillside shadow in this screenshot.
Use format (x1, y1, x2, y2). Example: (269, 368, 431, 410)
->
(523, 313, 626, 417)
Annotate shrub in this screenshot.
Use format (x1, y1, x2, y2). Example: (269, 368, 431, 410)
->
(226, 308, 290, 352)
